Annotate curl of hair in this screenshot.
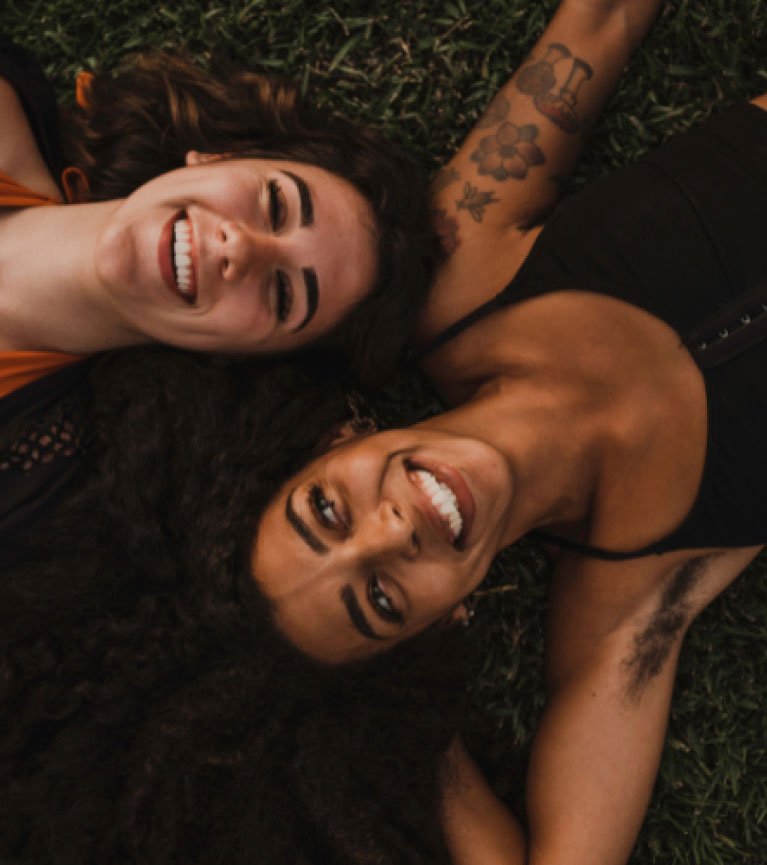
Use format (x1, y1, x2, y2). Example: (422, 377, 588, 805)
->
(60, 55, 444, 384)
(0, 348, 467, 864)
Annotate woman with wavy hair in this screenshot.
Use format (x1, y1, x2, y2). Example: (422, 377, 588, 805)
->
(0, 37, 440, 542)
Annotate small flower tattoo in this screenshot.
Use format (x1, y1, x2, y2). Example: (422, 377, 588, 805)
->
(456, 182, 499, 223)
(470, 121, 545, 181)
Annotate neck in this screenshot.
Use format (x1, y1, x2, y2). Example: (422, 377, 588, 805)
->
(0, 201, 140, 353)
(424, 377, 607, 545)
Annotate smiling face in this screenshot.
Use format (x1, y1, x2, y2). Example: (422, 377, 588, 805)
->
(251, 424, 515, 664)
(93, 155, 378, 352)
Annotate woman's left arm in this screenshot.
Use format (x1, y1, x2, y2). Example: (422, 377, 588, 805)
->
(433, 0, 662, 240)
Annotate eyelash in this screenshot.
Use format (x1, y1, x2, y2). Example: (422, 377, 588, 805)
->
(268, 179, 292, 323)
(309, 483, 341, 529)
(368, 574, 403, 625)
(268, 179, 288, 231)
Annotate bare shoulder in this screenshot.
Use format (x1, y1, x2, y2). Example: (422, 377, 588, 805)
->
(0, 76, 61, 200)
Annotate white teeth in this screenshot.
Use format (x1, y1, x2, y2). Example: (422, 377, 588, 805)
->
(172, 218, 195, 295)
(413, 469, 463, 543)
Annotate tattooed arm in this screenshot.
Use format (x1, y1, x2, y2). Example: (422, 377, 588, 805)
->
(423, 1, 662, 342)
(435, 0, 662, 234)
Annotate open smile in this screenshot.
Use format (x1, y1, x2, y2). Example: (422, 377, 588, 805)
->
(406, 460, 476, 549)
(159, 211, 198, 305)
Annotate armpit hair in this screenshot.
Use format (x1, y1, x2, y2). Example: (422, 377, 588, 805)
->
(622, 556, 711, 701)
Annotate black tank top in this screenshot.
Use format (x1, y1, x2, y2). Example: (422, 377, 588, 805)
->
(419, 103, 767, 560)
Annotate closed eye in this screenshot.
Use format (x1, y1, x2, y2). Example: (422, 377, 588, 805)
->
(268, 178, 288, 231)
(275, 271, 292, 323)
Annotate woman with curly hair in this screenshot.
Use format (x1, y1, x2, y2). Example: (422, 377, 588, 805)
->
(0, 348, 467, 865)
(249, 0, 767, 862)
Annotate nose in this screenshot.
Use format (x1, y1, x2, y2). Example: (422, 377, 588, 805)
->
(217, 219, 283, 282)
(357, 500, 419, 560)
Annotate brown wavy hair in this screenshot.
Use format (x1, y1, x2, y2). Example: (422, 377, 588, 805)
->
(60, 54, 442, 384)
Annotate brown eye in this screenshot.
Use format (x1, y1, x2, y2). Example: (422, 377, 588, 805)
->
(368, 574, 403, 625)
(268, 179, 288, 231)
(309, 484, 340, 528)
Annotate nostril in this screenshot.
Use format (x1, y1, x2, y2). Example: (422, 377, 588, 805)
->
(393, 506, 403, 520)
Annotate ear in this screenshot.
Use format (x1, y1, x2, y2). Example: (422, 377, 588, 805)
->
(185, 150, 226, 167)
(445, 602, 469, 627)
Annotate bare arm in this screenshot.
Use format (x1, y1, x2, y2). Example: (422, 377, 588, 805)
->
(424, 0, 662, 340)
(442, 739, 527, 865)
(434, 0, 662, 236)
(525, 546, 760, 865)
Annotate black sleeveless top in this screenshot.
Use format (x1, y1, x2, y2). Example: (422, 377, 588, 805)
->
(420, 103, 767, 560)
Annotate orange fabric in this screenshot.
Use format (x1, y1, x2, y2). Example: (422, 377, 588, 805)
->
(0, 168, 59, 208)
(75, 70, 94, 109)
(0, 352, 82, 399)
(0, 172, 81, 398)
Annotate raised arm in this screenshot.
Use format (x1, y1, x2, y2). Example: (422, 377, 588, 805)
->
(423, 0, 662, 340)
(525, 546, 759, 865)
(434, 0, 661, 236)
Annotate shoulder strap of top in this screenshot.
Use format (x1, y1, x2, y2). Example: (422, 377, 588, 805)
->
(414, 295, 506, 361)
(530, 529, 663, 561)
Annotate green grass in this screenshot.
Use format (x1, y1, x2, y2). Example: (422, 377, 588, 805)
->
(2, 0, 767, 861)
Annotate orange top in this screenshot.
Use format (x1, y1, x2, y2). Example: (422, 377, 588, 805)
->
(0, 169, 82, 399)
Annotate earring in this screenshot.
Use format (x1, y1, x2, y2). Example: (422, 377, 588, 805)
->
(462, 594, 478, 628)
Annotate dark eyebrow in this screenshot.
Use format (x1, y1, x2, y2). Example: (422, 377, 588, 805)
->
(340, 584, 384, 642)
(281, 169, 313, 227)
(295, 268, 319, 332)
(286, 488, 328, 554)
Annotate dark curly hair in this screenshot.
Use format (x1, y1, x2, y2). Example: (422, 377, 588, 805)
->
(0, 349, 468, 865)
(60, 54, 443, 385)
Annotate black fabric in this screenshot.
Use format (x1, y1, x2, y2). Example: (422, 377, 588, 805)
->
(0, 40, 89, 563)
(421, 103, 767, 558)
(0, 364, 91, 568)
(0, 35, 64, 184)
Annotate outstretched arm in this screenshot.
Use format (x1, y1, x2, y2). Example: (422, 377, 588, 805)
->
(443, 546, 758, 865)
(526, 546, 759, 865)
(434, 0, 662, 235)
(423, 0, 662, 341)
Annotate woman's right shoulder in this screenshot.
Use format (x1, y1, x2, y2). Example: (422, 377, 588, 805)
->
(0, 76, 61, 201)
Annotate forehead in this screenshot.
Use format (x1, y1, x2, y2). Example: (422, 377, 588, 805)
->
(251, 480, 376, 663)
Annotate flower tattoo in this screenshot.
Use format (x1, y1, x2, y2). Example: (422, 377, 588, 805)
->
(470, 121, 545, 181)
